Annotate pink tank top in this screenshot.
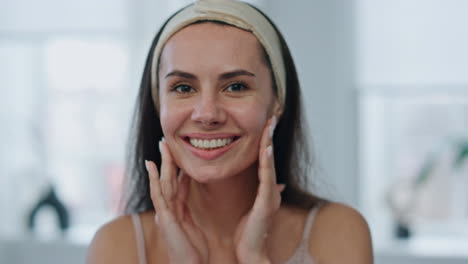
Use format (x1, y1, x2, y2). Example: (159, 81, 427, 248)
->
(131, 207, 319, 264)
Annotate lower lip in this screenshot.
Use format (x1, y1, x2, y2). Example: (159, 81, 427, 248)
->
(183, 138, 239, 160)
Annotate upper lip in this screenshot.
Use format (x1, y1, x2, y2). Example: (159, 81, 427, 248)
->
(181, 133, 241, 139)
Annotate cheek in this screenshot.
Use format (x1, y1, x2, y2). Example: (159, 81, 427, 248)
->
(159, 100, 191, 169)
(159, 100, 187, 137)
(228, 100, 270, 137)
(159, 104, 172, 136)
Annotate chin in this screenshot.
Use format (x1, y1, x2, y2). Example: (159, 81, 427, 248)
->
(183, 160, 258, 184)
(185, 161, 258, 183)
(185, 166, 232, 183)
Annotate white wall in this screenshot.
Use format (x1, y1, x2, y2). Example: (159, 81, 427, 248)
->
(357, 0, 468, 86)
(0, 0, 128, 33)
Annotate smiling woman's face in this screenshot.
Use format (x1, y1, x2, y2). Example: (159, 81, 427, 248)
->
(158, 22, 277, 183)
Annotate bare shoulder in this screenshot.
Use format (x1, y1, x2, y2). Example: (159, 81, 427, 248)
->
(309, 202, 373, 264)
(86, 214, 138, 264)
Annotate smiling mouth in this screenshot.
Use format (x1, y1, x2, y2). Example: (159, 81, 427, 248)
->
(184, 136, 240, 150)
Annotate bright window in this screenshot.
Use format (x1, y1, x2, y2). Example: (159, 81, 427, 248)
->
(44, 37, 130, 243)
(358, 0, 468, 251)
(360, 88, 468, 246)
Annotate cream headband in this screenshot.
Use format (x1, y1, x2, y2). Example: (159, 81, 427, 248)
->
(150, 0, 286, 112)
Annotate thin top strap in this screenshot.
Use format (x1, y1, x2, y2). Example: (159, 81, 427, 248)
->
(283, 206, 321, 264)
(301, 206, 320, 241)
(131, 214, 148, 264)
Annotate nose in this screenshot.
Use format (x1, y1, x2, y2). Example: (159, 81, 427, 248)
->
(191, 93, 226, 128)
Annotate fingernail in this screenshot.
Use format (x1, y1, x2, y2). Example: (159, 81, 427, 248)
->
(278, 184, 286, 193)
(267, 145, 273, 158)
(145, 160, 151, 173)
(269, 116, 277, 138)
(162, 137, 165, 143)
(159, 140, 162, 153)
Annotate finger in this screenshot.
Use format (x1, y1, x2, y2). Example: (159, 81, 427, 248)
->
(181, 209, 209, 260)
(259, 116, 276, 154)
(255, 145, 280, 214)
(145, 160, 169, 215)
(177, 171, 191, 203)
(147, 161, 188, 252)
(175, 171, 191, 219)
(159, 138, 179, 210)
(256, 117, 277, 209)
(275, 183, 285, 204)
(259, 144, 276, 191)
(182, 204, 196, 228)
(277, 184, 286, 193)
(259, 115, 277, 184)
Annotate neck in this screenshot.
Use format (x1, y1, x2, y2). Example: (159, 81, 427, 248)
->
(188, 164, 258, 243)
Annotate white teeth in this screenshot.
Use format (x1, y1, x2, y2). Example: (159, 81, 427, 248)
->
(189, 137, 234, 149)
(209, 139, 216, 148)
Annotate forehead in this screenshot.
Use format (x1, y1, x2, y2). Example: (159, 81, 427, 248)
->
(159, 22, 265, 73)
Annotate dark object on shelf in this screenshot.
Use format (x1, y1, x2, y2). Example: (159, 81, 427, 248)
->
(395, 222, 411, 239)
(27, 185, 70, 234)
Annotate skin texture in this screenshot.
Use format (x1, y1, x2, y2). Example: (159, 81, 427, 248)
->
(86, 23, 374, 264)
(158, 22, 278, 184)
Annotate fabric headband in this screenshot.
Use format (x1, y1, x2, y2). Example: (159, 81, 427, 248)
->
(150, 0, 286, 112)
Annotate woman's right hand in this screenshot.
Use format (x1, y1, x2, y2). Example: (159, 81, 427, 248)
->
(145, 139, 209, 264)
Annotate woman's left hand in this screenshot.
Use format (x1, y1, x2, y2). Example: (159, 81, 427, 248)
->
(234, 116, 285, 264)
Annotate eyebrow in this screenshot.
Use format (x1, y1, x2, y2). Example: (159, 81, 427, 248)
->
(165, 69, 256, 80)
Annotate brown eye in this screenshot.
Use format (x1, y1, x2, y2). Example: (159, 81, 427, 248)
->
(225, 82, 247, 92)
(173, 84, 194, 94)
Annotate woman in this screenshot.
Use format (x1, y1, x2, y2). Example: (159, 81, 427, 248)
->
(87, 0, 373, 263)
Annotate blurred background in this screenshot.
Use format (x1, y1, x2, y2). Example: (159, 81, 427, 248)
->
(1, 0, 467, 263)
